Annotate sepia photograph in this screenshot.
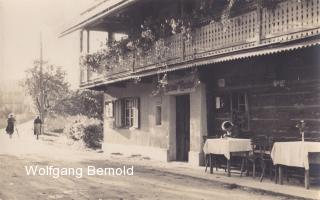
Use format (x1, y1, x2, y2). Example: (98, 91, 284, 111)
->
(0, 0, 320, 199)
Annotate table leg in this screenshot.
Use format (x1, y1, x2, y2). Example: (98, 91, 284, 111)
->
(215, 156, 218, 171)
(253, 161, 256, 178)
(227, 159, 231, 177)
(240, 157, 245, 177)
(274, 165, 278, 184)
(245, 152, 249, 177)
(279, 165, 283, 185)
(305, 169, 310, 189)
(210, 154, 213, 174)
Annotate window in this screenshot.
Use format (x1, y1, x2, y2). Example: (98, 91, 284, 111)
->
(231, 93, 249, 131)
(215, 92, 249, 131)
(114, 97, 139, 129)
(155, 105, 162, 125)
(124, 99, 134, 127)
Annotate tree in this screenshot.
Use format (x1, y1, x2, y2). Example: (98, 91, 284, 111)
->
(52, 90, 104, 119)
(23, 64, 70, 122)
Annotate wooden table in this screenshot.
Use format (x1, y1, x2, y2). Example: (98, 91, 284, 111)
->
(203, 138, 252, 176)
(271, 141, 320, 189)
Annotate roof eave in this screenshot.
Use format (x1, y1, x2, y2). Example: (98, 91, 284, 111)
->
(59, 0, 139, 37)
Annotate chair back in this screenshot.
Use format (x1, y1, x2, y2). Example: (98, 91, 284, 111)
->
(251, 135, 273, 155)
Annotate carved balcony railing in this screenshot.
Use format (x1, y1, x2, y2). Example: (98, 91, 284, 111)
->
(80, 0, 320, 87)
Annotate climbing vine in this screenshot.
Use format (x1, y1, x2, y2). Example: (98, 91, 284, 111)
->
(82, 0, 283, 72)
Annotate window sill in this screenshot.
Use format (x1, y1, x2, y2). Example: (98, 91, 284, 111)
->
(114, 126, 139, 130)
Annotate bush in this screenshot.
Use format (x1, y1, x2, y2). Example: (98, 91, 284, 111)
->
(63, 115, 103, 149)
(83, 124, 103, 149)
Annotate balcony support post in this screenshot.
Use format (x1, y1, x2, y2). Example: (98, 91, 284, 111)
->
(79, 30, 84, 84)
(86, 29, 91, 81)
(86, 29, 90, 53)
(80, 30, 83, 53)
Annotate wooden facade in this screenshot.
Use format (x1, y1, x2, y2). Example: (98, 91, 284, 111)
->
(62, 0, 320, 164)
(203, 46, 320, 139)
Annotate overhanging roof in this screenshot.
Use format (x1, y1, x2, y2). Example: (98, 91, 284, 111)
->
(60, 0, 140, 37)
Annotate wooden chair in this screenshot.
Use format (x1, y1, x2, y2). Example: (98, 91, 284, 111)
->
(247, 135, 276, 182)
(258, 136, 275, 182)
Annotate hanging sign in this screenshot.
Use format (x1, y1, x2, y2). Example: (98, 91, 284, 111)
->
(164, 73, 200, 95)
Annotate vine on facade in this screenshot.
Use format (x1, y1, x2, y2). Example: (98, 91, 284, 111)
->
(82, 0, 283, 72)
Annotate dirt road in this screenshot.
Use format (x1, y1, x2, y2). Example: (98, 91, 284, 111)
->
(0, 154, 296, 200)
(0, 122, 295, 200)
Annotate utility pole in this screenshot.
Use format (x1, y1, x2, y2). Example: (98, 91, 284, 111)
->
(38, 33, 45, 139)
(39, 32, 44, 123)
(33, 33, 46, 139)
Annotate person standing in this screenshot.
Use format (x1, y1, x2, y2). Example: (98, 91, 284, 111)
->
(6, 113, 16, 139)
(34, 116, 42, 139)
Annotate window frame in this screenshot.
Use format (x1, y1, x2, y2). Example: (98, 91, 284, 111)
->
(155, 105, 162, 126)
(114, 97, 140, 129)
(214, 92, 250, 131)
(124, 98, 134, 128)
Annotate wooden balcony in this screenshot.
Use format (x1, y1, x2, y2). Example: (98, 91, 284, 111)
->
(80, 0, 320, 89)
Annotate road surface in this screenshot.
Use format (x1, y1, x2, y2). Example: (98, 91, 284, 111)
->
(0, 122, 294, 200)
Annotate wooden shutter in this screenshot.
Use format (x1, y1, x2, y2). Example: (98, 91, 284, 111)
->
(115, 100, 123, 128)
(132, 98, 140, 129)
(105, 101, 114, 118)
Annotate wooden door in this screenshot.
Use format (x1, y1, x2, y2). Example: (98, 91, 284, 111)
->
(176, 95, 190, 162)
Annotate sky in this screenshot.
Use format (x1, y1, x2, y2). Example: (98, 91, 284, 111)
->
(0, 0, 97, 89)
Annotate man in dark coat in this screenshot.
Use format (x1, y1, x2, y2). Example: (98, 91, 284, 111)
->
(34, 116, 42, 136)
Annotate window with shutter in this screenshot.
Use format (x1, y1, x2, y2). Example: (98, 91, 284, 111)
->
(113, 97, 140, 129)
(114, 100, 123, 128)
(132, 98, 140, 129)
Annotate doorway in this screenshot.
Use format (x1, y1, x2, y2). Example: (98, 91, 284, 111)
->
(176, 95, 190, 162)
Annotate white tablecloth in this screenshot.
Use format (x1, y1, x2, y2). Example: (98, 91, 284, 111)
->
(203, 138, 252, 160)
(271, 142, 320, 170)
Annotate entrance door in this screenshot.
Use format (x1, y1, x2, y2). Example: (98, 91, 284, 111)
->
(176, 95, 190, 162)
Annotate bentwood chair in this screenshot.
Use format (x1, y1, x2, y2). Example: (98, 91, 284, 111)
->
(248, 135, 275, 182)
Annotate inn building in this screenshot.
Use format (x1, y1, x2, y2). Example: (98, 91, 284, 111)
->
(61, 0, 320, 165)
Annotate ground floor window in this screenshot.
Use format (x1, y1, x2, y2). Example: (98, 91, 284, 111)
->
(114, 97, 140, 129)
(155, 105, 162, 125)
(215, 92, 249, 131)
(231, 92, 249, 131)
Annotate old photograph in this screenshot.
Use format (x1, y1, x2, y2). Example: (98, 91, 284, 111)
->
(0, 0, 320, 199)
